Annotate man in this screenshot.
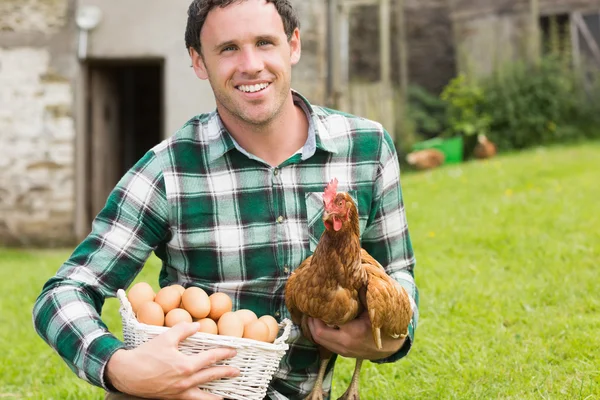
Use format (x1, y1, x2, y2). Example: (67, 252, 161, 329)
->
(32, 0, 419, 399)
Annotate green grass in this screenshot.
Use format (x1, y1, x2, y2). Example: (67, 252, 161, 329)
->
(1, 142, 599, 399)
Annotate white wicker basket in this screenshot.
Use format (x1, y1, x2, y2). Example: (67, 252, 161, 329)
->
(117, 289, 292, 400)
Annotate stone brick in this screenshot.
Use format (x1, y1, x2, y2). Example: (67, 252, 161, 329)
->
(0, 0, 69, 33)
(0, 47, 75, 247)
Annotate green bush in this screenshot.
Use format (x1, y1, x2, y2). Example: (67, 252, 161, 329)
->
(406, 85, 448, 139)
(401, 56, 600, 155)
(481, 56, 594, 150)
(440, 74, 491, 139)
(435, 56, 600, 151)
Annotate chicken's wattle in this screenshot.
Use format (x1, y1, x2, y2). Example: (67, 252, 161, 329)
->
(333, 216, 342, 231)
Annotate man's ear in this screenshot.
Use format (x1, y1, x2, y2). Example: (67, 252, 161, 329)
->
(189, 47, 209, 80)
(289, 28, 301, 65)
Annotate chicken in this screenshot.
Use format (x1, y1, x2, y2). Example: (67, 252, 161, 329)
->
(473, 134, 496, 159)
(406, 148, 445, 170)
(284, 178, 413, 400)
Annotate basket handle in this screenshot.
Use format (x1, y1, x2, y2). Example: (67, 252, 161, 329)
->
(117, 288, 135, 319)
(274, 318, 293, 345)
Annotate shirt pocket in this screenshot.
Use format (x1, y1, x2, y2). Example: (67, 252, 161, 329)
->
(305, 190, 361, 253)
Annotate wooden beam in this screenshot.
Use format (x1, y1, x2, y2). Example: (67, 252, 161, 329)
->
(326, 0, 335, 106)
(573, 12, 600, 67)
(570, 12, 581, 72)
(530, 0, 540, 65)
(343, 0, 380, 7)
(396, 0, 408, 104)
(380, 0, 391, 85)
(337, 2, 350, 112)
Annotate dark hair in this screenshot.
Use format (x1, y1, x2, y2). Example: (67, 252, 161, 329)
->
(185, 0, 300, 54)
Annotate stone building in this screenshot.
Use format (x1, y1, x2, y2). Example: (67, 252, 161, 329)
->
(1, 0, 599, 246)
(0, 0, 330, 246)
(451, 0, 600, 78)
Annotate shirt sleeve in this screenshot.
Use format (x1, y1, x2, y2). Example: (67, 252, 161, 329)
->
(32, 150, 170, 389)
(361, 129, 419, 364)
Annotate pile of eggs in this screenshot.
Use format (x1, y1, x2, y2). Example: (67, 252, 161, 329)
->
(127, 282, 279, 343)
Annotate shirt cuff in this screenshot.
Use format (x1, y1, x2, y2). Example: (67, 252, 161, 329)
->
(85, 334, 127, 390)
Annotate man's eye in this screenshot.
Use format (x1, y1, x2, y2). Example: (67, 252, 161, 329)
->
(257, 40, 272, 47)
(222, 46, 236, 52)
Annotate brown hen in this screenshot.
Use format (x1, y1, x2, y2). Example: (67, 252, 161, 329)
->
(473, 134, 497, 159)
(284, 178, 413, 400)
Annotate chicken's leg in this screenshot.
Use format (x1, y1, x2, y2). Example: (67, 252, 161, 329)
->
(305, 356, 331, 400)
(337, 358, 363, 400)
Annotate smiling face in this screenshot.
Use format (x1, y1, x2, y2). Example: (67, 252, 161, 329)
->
(190, 0, 301, 128)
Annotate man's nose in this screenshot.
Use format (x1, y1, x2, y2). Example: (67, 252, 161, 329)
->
(238, 47, 264, 75)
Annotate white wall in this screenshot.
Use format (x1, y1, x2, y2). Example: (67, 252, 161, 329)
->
(79, 0, 216, 136)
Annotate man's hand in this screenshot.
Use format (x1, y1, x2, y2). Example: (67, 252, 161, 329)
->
(307, 311, 405, 360)
(106, 322, 239, 399)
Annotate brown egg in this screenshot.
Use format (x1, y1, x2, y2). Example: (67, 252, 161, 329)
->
(136, 301, 164, 326)
(181, 287, 211, 319)
(235, 309, 258, 327)
(259, 315, 280, 343)
(155, 286, 182, 314)
(217, 311, 244, 338)
(208, 292, 232, 321)
(165, 308, 193, 327)
(243, 320, 270, 342)
(170, 284, 186, 295)
(197, 318, 218, 335)
(127, 282, 156, 314)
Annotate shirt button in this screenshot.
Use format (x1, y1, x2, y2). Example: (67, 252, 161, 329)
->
(276, 216, 284, 223)
(273, 168, 279, 176)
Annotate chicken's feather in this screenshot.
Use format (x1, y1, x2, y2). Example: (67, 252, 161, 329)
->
(284, 183, 411, 351)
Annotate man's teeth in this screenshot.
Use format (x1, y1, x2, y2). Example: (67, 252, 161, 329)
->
(238, 83, 269, 93)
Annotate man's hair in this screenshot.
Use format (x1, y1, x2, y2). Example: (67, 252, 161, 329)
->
(185, 0, 300, 54)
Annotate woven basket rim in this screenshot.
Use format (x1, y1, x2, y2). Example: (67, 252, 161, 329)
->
(117, 288, 292, 350)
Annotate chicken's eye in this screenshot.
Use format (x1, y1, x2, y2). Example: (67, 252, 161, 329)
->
(337, 200, 343, 207)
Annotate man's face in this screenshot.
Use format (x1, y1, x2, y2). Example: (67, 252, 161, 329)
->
(191, 0, 301, 127)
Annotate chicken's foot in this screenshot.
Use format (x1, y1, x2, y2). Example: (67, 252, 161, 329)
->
(337, 358, 363, 400)
(304, 357, 330, 400)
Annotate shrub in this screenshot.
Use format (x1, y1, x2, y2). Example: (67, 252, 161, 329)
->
(481, 56, 589, 150)
(406, 85, 448, 139)
(436, 56, 600, 152)
(440, 74, 491, 139)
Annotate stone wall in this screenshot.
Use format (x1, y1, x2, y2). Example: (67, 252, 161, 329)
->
(452, 0, 600, 78)
(451, 0, 600, 17)
(0, 0, 69, 33)
(0, 0, 77, 246)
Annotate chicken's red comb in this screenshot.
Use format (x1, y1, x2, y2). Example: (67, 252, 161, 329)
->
(323, 178, 338, 206)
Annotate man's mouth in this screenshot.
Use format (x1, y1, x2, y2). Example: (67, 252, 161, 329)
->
(237, 83, 270, 93)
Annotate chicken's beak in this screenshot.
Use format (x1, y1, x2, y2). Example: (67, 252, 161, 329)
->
(322, 210, 332, 222)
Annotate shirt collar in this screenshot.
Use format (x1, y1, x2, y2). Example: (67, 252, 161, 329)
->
(202, 89, 338, 164)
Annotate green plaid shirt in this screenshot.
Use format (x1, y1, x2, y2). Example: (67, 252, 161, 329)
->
(33, 91, 418, 399)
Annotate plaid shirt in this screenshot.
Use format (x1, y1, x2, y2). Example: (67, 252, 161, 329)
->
(33, 91, 418, 399)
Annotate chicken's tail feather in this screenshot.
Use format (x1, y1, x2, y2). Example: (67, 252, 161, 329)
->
(368, 307, 383, 349)
(372, 326, 382, 350)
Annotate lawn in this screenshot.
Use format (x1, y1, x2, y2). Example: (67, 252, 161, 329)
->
(1, 141, 599, 399)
